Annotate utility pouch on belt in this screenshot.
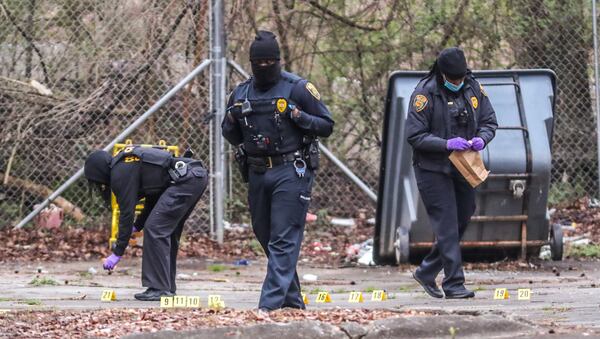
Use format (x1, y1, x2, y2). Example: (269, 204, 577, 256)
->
(235, 146, 250, 182)
(168, 161, 188, 182)
(246, 156, 267, 174)
(303, 138, 320, 170)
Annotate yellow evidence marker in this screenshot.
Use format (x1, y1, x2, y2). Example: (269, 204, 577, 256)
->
(100, 290, 116, 302)
(187, 296, 201, 308)
(173, 296, 187, 307)
(494, 288, 509, 300)
(301, 292, 309, 305)
(315, 291, 332, 303)
(348, 291, 364, 303)
(371, 290, 387, 301)
(208, 295, 225, 309)
(160, 296, 174, 308)
(517, 289, 531, 301)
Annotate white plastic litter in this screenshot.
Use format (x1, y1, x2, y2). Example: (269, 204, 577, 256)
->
(539, 245, 551, 260)
(330, 218, 355, 227)
(302, 274, 318, 282)
(88, 267, 98, 275)
(569, 238, 591, 246)
(357, 247, 375, 266)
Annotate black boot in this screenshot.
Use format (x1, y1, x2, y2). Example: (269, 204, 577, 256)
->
(412, 271, 443, 298)
(134, 288, 175, 301)
(444, 286, 475, 299)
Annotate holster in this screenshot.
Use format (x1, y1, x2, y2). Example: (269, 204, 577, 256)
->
(303, 138, 320, 170)
(235, 146, 250, 182)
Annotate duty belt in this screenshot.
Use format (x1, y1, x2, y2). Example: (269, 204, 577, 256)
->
(247, 151, 299, 169)
(168, 159, 204, 181)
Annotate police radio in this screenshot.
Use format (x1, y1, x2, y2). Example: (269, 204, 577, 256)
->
(448, 101, 469, 127)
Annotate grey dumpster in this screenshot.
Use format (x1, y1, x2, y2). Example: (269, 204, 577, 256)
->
(374, 69, 561, 265)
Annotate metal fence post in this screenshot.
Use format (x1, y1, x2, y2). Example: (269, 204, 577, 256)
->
(210, 0, 226, 244)
(593, 0, 600, 198)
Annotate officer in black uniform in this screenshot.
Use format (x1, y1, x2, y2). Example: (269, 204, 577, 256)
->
(84, 146, 208, 301)
(406, 47, 497, 299)
(222, 31, 334, 311)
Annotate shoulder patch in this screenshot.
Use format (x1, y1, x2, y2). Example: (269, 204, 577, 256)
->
(305, 82, 321, 100)
(414, 94, 429, 112)
(479, 82, 487, 97)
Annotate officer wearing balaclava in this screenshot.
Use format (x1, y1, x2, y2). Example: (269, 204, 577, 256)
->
(84, 147, 208, 301)
(222, 30, 334, 311)
(405, 47, 498, 299)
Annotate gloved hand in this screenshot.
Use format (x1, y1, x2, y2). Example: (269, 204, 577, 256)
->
(446, 137, 470, 151)
(103, 254, 121, 270)
(470, 137, 485, 151)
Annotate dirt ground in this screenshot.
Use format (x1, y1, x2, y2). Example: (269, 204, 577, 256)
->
(0, 256, 599, 338)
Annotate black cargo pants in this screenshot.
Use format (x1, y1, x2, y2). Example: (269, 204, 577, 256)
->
(248, 162, 314, 310)
(414, 166, 476, 293)
(141, 161, 208, 293)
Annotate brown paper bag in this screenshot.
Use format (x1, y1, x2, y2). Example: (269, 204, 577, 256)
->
(448, 150, 490, 188)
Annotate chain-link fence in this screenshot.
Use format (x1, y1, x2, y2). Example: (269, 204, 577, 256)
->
(1, 0, 599, 232)
(0, 0, 213, 230)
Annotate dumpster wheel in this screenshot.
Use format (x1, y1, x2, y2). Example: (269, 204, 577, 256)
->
(394, 227, 410, 264)
(550, 223, 563, 261)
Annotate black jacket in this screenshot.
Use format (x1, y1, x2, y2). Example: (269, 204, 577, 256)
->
(110, 161, 161, 256)
(109, 147, 173, 256)
(406, 73, 498, 173)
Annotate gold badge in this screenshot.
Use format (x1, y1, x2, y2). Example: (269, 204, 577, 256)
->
(414, 94, 428, 112)
(124, 147, 133, 153)
(276, 98, 287, 113)
(305, 82, 321, 100)
(479, 82, 487, 97)
(471, 96, 479, 109)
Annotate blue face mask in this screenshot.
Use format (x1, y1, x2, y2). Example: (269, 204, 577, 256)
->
(444, 79, 464, 92)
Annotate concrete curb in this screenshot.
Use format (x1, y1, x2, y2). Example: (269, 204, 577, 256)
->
(125, 314, 539, 339)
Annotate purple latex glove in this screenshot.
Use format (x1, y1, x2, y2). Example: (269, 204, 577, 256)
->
(470, 137, 485, 151)
(132, 226, 138, 233)
(446, 137, 470, 151)
(103, 254, 121, 270)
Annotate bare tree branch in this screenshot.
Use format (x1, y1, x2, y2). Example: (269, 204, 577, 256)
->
(303, 0, 398, 32)
(0, 0, 49, 83)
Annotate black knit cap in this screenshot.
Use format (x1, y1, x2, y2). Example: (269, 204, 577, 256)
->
(84, 150, 111, 185)
(437, 47, 468, 80)
(249, 30, 280, 61)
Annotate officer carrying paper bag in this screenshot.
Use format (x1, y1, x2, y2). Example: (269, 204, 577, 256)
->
(406, 47, 498, 299)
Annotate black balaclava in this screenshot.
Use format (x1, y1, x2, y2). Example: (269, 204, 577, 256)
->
(437, 47, 468, 80)
(249, 30, 281, 90)
(84, 150, 112, 207)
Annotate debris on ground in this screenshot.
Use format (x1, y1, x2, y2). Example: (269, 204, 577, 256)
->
(539, 245, 552, 260)
(302, 273, 318, 282)
(357, 247, 375, 266)
(330, 218, 355, 227)
(233, 259, 249, 266)
(0, 308, 423, 338)
(552, 197, 600, 243)
(0, 214, 374, 266)
(345, 239, 374, 266)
